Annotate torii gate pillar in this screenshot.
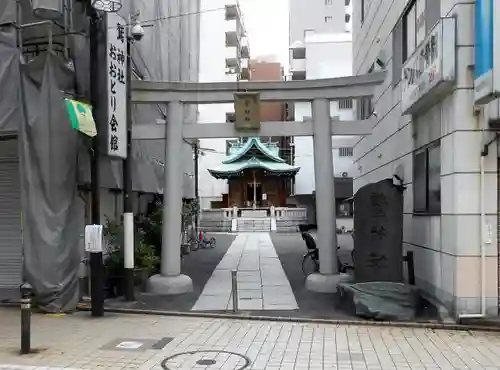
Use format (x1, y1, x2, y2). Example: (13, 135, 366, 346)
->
(307, 98, 344, 292)
(147, 101, 193, 295)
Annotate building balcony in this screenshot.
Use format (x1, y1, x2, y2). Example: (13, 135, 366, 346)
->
(226, 17, 244, 44)
(289, 41, 306, 60)
(240, 66, 250, 80)
(225, 4, 239, 20)
(225, 46, 241, 69)
(225, 30, 239, 47)
(240, 37, 250, 59)
(290, 71, 306, 80)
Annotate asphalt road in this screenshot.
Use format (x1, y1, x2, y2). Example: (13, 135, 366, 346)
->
(105, 233, 235, 311)
(106, 232, 357, 320)
(105, 232, 437, 322)
(269, 233, 355, 320)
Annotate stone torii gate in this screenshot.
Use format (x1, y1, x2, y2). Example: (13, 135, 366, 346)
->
(131, 71, 387, 295)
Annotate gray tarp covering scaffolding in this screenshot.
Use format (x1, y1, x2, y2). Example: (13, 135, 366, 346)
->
(0, 21, 81, 310)
(19, 52, 82, 312)
(0, 0, 197, 311)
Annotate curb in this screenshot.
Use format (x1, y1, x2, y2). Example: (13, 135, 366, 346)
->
(75, 303, 500, 332)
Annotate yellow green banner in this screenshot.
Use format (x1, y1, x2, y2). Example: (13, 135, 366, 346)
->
(64, 98, 97, 137)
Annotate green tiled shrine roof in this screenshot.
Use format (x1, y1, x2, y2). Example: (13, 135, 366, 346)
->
(208, 137, 300, 179)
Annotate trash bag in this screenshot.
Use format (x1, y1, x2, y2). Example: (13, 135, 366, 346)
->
(338, 281, 419, 321)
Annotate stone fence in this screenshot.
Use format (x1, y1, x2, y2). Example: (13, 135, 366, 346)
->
(199, 207, 308, 232)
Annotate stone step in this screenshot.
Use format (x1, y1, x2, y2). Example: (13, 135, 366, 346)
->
(237, 218, 271, 232)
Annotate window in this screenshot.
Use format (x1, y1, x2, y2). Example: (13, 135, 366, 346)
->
(339, 147, 353, 157)
(402, 0, 436, 62)
(226, 112, 235, 123)
(339, 99, 353, 110)
(403, 0, 417, 62)
(395, 0, 440, 86)
(336, 201, 353, 218)
(392, 20, 404, 86)
(325, 16, 333, 23)
(413, 141, 441, 214)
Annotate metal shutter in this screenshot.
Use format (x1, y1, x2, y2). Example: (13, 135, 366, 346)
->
(0, 139, 22, 298)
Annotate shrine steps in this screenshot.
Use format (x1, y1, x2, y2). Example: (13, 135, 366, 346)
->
(236, 217, 272, 232)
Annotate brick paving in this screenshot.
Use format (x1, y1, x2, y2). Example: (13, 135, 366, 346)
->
(1, 308, 500, 369)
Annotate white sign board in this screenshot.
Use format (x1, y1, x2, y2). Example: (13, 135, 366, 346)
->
(106, 12, 128, 158)
(84, 225, 103, 253)
(401, 17, 456, 115)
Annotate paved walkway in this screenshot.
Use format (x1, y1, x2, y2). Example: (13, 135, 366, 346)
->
(192, 233, 298, 311)
(1, 309, 500, 369)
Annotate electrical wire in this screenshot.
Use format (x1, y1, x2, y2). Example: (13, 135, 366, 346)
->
(106, 3, 250, 29)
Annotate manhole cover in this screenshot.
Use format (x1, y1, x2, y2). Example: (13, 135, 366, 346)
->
(162, 350, 250, 370)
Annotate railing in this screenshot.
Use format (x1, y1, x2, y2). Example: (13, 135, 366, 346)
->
(199, 208, 235, 232)
(200, 208, 235, 220)
(273, 207, 308, 233)
(273, 207, 307, 220)
(240, 209, 268, 218)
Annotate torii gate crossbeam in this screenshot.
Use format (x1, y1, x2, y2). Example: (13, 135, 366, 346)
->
(131, 71, 387, 295)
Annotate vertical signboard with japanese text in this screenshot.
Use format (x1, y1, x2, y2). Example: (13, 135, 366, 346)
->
(474, 0, 500, 105)
(106, 12, 128, 158)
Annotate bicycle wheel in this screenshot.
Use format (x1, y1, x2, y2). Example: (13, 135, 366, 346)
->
(190, 238, 200, 251)
(302, 252, 319, 277)
(209, 237, 216, 248)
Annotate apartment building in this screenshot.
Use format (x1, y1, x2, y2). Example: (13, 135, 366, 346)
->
(197, 0, 250, 209)
(352, 0, 500, 318)
(288, 0, 355, 226)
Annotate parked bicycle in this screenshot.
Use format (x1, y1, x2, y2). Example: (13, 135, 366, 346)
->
(300, 228, 355, 277)
(181, 226, 216, 252)
(192, 231, 216, 251)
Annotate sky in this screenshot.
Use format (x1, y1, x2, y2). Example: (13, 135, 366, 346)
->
(238, 0, 290, 68)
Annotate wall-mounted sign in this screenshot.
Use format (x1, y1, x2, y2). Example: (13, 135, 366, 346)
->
(401, 17, 456, 115)
(474, 0, 500, 105)
(106, 12, 128, 158)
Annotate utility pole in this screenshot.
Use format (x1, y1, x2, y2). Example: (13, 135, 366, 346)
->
(88, 0, 104, 318)
(123, 25, 134, 302)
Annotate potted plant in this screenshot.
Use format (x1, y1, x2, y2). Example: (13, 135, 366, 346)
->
(134, 234, 160, 291)
(103, 218, 125, 298)
(137, 197, 163, 262)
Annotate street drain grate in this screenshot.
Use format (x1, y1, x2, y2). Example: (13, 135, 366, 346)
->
(162, 350, 251, 370)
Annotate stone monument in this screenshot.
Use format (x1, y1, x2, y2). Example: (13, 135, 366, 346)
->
(353, 178, 404, 282)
